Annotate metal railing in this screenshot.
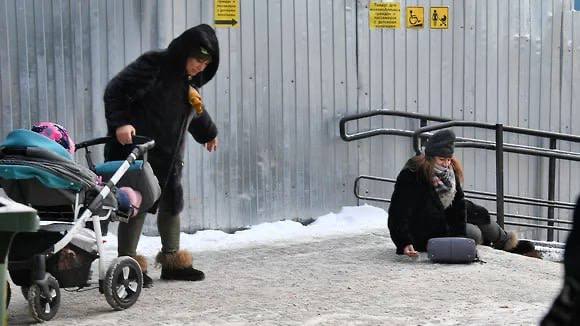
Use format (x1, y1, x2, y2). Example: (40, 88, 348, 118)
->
(340, 110, 580, 240)
(353, 175, 574, 233)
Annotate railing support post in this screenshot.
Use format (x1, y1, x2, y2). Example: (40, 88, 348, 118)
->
(547, 138, 557, 241)
(495, 124, 505, 228)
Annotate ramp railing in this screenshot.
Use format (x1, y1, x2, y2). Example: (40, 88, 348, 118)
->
(339, 110, 580, 240)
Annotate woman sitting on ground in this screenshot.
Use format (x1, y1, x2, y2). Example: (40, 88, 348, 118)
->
(387, 129, 527, 257)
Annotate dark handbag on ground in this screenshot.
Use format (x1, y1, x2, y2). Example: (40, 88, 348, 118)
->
(427, 237, 478, 264)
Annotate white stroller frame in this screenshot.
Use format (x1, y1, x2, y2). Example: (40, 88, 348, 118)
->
(2, 134, 155, 322)
(53, 149, 141, 282)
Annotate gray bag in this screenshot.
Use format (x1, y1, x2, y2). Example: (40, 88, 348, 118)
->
(427, 237, 478, 264)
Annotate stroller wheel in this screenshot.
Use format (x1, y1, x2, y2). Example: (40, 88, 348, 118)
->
(104, 256, 142, 311)
(27, 274, 60, 322)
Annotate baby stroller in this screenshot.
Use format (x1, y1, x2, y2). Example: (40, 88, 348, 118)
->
(0, 126, 160, 322)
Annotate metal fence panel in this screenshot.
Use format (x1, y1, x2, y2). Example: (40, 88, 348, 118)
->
(0, 0, 578, 238)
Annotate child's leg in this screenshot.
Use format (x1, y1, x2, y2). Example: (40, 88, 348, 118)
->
(117, 212, 147, 257)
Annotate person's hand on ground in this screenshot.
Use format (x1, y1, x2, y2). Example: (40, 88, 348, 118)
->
(204, 137, 218, 152)
(116, 124, 136, 145)
(403, 244, 419, 257)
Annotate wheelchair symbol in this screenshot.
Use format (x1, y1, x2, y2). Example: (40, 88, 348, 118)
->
(408, 10, 423, 27)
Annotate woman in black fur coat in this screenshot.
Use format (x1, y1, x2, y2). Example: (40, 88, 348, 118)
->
(388, 129, 521, 257)
(103, 24, 220, 286)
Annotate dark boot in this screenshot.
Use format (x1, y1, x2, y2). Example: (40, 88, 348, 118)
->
(509, 240, 542, 259)
(156, 250, 205, 281)
(134, 255, 153, 288)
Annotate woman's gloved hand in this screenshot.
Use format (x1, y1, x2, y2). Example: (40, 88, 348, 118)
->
(188, 86, 204, 114)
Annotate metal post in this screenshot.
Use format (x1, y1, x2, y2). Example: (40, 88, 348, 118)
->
(495, 124, 505, 228)
(547, 138, 557, 241)
(419, 118, 427, 150)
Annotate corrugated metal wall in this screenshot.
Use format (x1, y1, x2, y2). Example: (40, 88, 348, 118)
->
(0, 0, 578, 239)
(355, 0, 580, 241)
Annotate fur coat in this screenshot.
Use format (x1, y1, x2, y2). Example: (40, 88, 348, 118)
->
(388, 166, 466, 254)
(103, 24, 219, 215)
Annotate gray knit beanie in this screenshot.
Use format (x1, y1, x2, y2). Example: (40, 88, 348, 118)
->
(425, 129, 456, 158)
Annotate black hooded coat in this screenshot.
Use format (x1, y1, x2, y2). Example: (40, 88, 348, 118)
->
(103, 24, 219, 215)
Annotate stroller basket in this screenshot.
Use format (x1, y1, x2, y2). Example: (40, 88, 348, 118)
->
(9, 235, 96, 289)
(49, 244, 97, 288)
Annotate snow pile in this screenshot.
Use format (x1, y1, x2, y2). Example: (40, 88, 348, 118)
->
(97, 204, 565, 263)
(532, 240, 565, 262)
(100, 204, 388, 258)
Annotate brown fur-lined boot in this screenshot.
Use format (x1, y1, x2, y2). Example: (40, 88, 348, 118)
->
(156, 250, 205, 281)
(494, 231, 519, 251)
(134, 255, 153, 288)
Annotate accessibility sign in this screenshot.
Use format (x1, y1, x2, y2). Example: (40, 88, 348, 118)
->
(406, 6, 424, 28)
(214, 0, 239, 28)
(430, 7, 449, 29)
(369, 2, 401, 29)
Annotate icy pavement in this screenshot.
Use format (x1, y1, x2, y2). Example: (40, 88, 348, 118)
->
(7, 230, 563, 325)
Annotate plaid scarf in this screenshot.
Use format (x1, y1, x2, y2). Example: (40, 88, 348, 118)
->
(432, 164, 456, 208)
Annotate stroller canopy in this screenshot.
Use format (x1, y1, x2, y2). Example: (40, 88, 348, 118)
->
(0, 129, 95, 191)
(2, 129, 72, 160)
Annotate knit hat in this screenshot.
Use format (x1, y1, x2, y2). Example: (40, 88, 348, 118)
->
(425, 129, 456, 158)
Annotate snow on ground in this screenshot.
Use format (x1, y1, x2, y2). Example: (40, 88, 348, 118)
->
(534, 245, 565, 262)
(135, 204, 389, 256)
(108, 204, 563, 262)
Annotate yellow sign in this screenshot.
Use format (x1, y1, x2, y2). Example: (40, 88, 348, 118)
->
(406, 6, 424, 28)
(369, 2, 400, 29)
(430, 7, 449, 29)
(214, 0, 239, 28)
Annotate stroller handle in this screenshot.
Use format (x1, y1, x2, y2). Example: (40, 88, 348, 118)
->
(134, 139, 156, 156)
(76, 136, 155, 171)
(75, 136, 155, 151)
